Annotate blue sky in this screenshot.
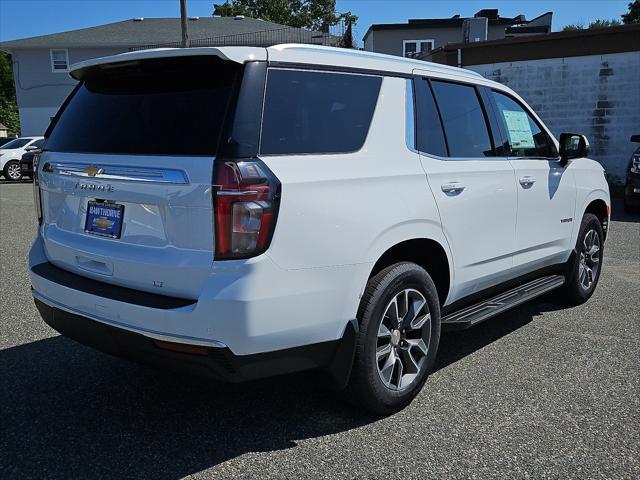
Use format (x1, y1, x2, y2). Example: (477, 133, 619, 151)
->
(0, 0, 631, 44)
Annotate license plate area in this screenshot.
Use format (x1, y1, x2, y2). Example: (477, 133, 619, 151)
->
(85, 200, 124, 239)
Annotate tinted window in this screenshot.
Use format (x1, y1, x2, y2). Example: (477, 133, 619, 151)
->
(414, 78, 447, 157)
(46, 56, 241, 156)
(32, 139, 45, 148)
(431, 81, 494, 158)
(1, 138, 31, 149)
(492, 91, 555, 158)
(260, 69, 382, 155)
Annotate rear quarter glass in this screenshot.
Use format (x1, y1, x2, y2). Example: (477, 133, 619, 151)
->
(260, 69, 382, 155)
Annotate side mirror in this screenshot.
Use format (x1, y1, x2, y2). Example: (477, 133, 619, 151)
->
(24, 145, 39, 152)
(631, 134, 640, 143)
(559, 133, 589, 165)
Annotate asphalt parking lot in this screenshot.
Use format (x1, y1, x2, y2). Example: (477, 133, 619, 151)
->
(1, 181, 638, 479)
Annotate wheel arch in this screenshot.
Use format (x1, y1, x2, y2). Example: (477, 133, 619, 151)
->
(583, 195, 610, 240)
(368, 238, 452, 306)
(569, 184, 609, 248)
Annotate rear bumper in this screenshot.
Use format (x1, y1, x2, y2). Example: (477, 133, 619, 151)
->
(35, 297, 357, 383)
(20, 159, 33, 176)
(29, 227, 367, 384)
(29, 229, 369, 355)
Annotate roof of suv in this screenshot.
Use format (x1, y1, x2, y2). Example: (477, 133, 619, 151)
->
(69, 43, 486, 84)
(266, 44, 484, 80)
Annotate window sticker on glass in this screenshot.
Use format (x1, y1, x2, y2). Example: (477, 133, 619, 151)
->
(503, 110, 535, 149)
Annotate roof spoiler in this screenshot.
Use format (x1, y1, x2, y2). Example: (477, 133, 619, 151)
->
(69, 46, 267, 80)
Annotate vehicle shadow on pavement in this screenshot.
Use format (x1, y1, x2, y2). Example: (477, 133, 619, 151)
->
(435, 297, 562, 372)
(0, 334, 375, 479)
(1, 298, 563, 479)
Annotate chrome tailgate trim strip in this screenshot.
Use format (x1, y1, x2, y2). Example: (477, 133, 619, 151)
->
(42, 161, 189, 184)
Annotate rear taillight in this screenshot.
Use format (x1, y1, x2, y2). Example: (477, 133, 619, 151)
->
(213, 159, 280, 259)
(32, 152, 43, 224)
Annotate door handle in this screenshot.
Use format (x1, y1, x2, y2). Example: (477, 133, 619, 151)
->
(441, 182, 466, 194)
(519, 176, 536, 187)
(75, 255, 113, 276)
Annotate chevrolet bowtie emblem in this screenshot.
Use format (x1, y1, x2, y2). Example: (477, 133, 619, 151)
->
(93, 217, 114, 229)
(84, 165, 103, 177)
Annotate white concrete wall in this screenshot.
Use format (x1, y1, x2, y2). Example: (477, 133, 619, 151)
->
(468, 51, 640, 185)
(18, 106, 60, 136)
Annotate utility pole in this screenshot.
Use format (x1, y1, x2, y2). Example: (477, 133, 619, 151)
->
(180, 0, 190, 47)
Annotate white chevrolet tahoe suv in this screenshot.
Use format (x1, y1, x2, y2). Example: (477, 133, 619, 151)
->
(29, 45, 610, 414)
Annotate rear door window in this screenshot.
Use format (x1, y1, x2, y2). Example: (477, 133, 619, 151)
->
(46, 56, 242, 156)
(430, 80, 494, 158)
(260, 69, 382, 155)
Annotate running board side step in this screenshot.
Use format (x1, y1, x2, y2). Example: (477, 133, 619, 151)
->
(441, 275, 565, 330)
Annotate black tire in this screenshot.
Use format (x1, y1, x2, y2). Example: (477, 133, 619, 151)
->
(346, 262, 441, 415)
(560, 213, 604, 305)
(3, 160, 22, 181)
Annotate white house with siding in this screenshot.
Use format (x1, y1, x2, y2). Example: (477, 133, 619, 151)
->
(0, 16, 320, 135)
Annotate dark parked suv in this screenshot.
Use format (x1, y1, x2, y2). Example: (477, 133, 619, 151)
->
(19, 139, 45, 179)
(625, 135, 640, 212)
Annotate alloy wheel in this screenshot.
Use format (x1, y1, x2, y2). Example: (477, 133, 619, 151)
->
(6, 163, 22, 181)
(578, 229, 600, 290)
(376, 288, 431, 391)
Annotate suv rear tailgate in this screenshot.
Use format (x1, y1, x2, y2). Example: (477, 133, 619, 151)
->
(38, 53, 248, 299)
(39, 152, 214, 299)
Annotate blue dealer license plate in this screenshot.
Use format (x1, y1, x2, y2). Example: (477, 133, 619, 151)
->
(85, 201, 124, 239)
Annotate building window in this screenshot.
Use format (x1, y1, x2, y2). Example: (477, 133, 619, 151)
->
(50, 49, 69, 72)
(403, 40, 434, 57)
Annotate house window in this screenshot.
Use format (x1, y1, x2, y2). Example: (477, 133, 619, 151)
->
(403, 40, 434, 57)
(50, 49, 69, 72)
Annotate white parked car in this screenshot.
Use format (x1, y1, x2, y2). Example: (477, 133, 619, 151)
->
(0, 136, 44, 180)
(29, 45, 610, 414)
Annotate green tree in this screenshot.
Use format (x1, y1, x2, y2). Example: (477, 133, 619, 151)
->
(622, 0, 640, 23)
(0, 52, 20, 137)
(562, 22, 585, 31)
(588, 19, 622, 28)
(562, 18, 622, 31)
(213, 0, 357, 30)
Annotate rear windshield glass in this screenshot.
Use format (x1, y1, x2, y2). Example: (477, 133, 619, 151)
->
(46, 56, 241, 156)
(260, 69, 382, 155)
